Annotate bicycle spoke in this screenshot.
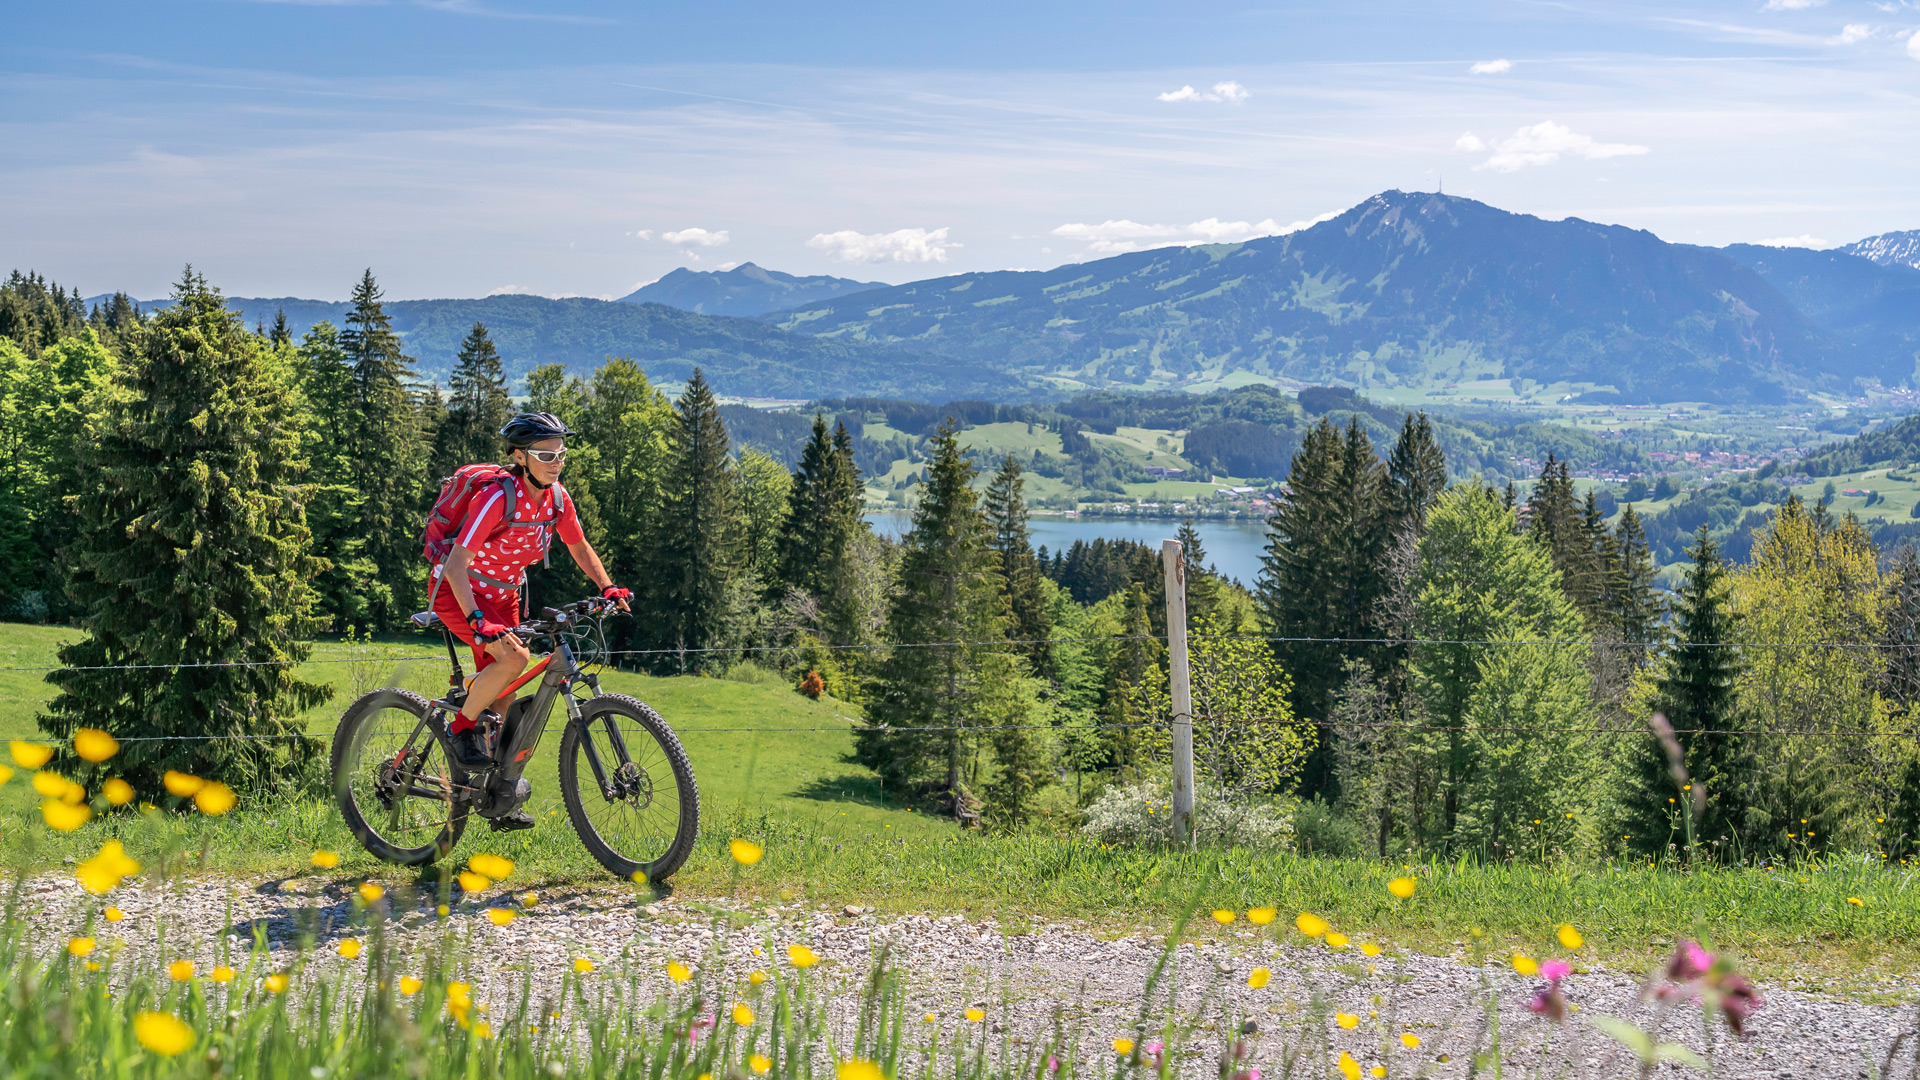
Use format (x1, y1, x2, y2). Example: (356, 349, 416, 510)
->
(574, 713, 682, 866)
(345, 700, 459, 852)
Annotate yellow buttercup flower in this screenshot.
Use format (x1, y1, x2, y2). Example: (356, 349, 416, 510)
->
(68, 936, 95, 957)
(1848, 896, 1864, 907)
(1400, 1033, 1421, 1049)
(10, 740, 52, 769)
(162, 770, 205, 797)
(74, 728, 119, 762)
(32, 770, 67, 798)
(1335, 1012, 1359, 1030)
(102, 778, 134, 806)
(436, 905, 449, 917)
(1247, 906, 1276, 925)
(210, 966, 236, 983)
(732, 1002, 754, 1026)
(472, 1022, 493, 1039)
(1359, 942, 1381, 957)
(667, 961, 691, 983)
(1211, 909, 1235, 924)
(749, 969, 767, 985)
(787, 944, 819, 968)
(0, 764, 13, 785)
(310, 850, 340, 869)
(468, 854, 514, 880)
(42, 799, 92, 831)
(134, 1011, 195, 1057)
(399, 976, 423, 995)
(837, 1062, 885, 1080)
(1371, 1069, 1386, 1078)
(59, 778, 86, 805)
(338, 939, 363, 959)
(748, 1055, 771, 1075)
(356, 883, 384, 905)
(729, 838, 764, 865)
(1512, 955, 1539, 976)
(573, 958, 594, 974)
(486, 908, 515, 926)
(1337, 1051, 1361, 1080)
(193, 782, 237, 816)
(1247, 966, 1271, 988)
(1387, 877, 1417, 899)
(1557, 924, 1584, 950)
(104, 907, 125, 922)
(76, 840, 141, 895)
(263, 973, 289, 993)
(1112, 1037, 1134, 1054)
(520, 891, 537, 906)
(168, 959, 195, 981)
(1325, 932, 1349, 948)
(965, 1008, 985, 1023)
(1295, 912, 1329, 938)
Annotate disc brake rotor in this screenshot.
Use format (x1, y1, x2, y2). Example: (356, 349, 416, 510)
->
(611, 760, 654, 809)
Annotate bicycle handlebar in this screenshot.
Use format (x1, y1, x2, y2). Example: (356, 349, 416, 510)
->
(508, 596, 622, 639)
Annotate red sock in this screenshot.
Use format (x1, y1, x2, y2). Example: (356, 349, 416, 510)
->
(450, 711, 477, 734)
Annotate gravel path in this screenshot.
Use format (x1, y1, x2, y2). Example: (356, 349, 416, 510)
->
(31, 874, 1918, 1079)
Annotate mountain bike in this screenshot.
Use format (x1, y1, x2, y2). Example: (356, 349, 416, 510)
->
(331, 597, 699, 883)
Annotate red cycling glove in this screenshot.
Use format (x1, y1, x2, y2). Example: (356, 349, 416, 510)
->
(467, 610, 510, 643)
(601, 585, 632, 602)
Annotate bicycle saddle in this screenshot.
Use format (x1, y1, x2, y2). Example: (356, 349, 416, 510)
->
(410, 610, 445, 629)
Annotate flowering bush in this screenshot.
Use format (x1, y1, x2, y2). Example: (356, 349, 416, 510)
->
(1080, 780, 1294, 849)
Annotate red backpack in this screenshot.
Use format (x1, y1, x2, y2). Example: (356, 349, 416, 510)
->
(422, 464, 521, 568)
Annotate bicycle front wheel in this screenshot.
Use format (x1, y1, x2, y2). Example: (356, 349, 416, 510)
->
(333, 688, 470, 865)
(558, 694, 699, 883)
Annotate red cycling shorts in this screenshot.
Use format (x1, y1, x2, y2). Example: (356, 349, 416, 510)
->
(433, 585, 522, 671)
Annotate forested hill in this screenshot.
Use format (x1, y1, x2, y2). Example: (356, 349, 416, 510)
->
(770, 190, 1856, 404)
(620, 263, 884, 317)
(121, 292, 1026, 401)
(1795, 412, 1920, 477)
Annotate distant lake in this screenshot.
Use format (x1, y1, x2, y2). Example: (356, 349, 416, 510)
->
(864, 513, 1272, 586)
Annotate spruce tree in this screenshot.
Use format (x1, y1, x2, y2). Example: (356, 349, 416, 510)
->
(776, 414, 869, 637)
(269, 308, 292, 347)
(1526, 455, 1602, 620)
(983, 455, 1054, 675)
(1383, 412, 1447, 531)
(647, 369, 741, 671)
(1623, 526, 1743, 859)
(1257, 416, 1389, 798)
(296, 322, 387, 629)
(40, 269, 328, 791)
(433, 321, 512, 477)
(1175, 519, 1222, 627)
(856, 419, 1005, 816)
(341, 270, 426, 624)
(1613, 504, 1662, 653)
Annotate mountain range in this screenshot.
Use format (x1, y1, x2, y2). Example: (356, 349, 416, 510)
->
(767, 191, 1917, 404)
(618, 263, 882, 317)
(98, 190, 1920, 404)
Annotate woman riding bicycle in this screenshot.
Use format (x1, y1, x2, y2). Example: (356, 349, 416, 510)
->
(433, 412, 630, 823)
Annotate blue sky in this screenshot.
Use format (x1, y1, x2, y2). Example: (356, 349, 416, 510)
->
(5, 0, 1919, 300)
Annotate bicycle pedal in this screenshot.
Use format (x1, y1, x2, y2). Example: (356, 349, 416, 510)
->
(488, 810, 537, 833)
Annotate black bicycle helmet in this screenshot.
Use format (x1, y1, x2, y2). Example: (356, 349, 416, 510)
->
(500, 411, 576, 448)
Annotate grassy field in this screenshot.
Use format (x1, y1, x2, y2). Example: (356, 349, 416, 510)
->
(11, 622, 1920, 996)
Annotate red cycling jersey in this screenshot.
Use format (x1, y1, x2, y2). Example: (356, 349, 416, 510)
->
(434, 474, 584, 668)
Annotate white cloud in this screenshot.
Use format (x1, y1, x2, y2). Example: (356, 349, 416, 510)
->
(1156, 80, 1250, 104)
(663, 227, 729, 246)
(1909, 27, 1920, 58)
(1460, 121, 1650, 173)
(1832, 23, 1873, 43)
(631, 229, 653, 240)
(1469, 59, 1513, 75)
(1759, 234, 1830, 247)
(485, 284, 524, 295)
(717, 261, 740, 271)
(1051, 211, 1339, 254)
(806, 227, 957, 263)
(1762, 0, 1824, 9)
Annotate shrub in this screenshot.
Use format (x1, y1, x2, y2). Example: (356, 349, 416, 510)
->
(1291, 796, 1362, 857)
(1080, 780, 1294, 849)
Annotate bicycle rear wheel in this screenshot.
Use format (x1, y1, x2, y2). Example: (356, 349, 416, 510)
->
(558, 694, 699, 883)
(333, 688, 470, 865)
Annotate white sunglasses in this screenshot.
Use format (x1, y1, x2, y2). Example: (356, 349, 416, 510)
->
(520, 447, 567, 463)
